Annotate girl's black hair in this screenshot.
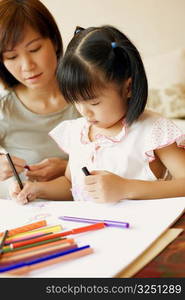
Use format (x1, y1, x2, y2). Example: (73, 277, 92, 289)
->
(0, 0, 63, 87)
(57, 25, 148, 125)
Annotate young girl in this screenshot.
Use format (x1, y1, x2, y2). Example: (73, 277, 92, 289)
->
(10, 25, 185, 204)
(0, 0, 80, 198)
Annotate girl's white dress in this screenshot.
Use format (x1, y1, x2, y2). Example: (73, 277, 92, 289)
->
(49, 110, 185, 201)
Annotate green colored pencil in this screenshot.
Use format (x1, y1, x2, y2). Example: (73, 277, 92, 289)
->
(3, 237, 64, 253)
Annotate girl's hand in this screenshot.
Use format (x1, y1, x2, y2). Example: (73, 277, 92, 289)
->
(25, 157, 68, 182)
(9, 181, 42, 205)
(84, 170, 129, 203)
(0, 154, 26, 181)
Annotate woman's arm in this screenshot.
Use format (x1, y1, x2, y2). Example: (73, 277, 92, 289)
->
(25, 157, 68, 181)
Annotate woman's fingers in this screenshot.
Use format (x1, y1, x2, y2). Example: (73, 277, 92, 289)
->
(26, 158, 67, 181)
(0, 154, 26, 180)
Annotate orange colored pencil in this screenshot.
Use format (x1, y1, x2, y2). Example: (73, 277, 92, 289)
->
(0, 220, 47, 237)
(7, 246, 93, 276)
(6, 224, 62, 240)
(1, 242, 78, 265)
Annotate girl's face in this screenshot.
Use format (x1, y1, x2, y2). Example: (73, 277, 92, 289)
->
(2, 26, 58, 89)
(75, 80, 131, 129)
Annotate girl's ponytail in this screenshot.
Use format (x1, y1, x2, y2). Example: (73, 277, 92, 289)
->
(119, 43, 148, 125)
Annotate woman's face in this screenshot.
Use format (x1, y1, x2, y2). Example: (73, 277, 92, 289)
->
(2, 26, 58, 89)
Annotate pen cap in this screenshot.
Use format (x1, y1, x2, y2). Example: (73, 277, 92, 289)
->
(82, 167, 90, 176)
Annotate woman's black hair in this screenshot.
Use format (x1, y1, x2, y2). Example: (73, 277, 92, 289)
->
(57, 25, 148, 125)
(0, 0, 63, 87)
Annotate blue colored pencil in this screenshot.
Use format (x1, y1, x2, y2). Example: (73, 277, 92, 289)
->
(0, 245, 91, 273)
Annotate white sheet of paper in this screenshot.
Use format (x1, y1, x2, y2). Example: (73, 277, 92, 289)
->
(0, 197, 184, 277)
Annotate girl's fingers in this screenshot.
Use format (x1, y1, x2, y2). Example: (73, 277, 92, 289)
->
(84, 185, 97, 192)
(9, 180, 38, 205)
(9, 181, 21, 199)
(16, 192, 28, 204)
(16, 197, 28, 205)
(84, 175, 97, 185)
(26, 193, 36, 202)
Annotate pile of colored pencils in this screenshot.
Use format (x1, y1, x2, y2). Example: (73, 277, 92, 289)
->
(0, 220, 104, 275)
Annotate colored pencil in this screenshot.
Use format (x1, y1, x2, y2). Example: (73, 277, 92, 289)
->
(4, 222, 105, 251)
(3, 237, 66, 253)
(59, 216, 130, 228)
(9, 246, 93, 276)
(5, 224, 61, 241)
(1, 242, 78, 265)
(5, 232, 53, 245)
(0, 245, 92, 273)
(2, 238, 74, 258)
(0, 220, 47, 238)
(5, 152, 23, 190)
(0, 230, 9, 255)
(82, 167, 91, 176)
(24, 165, 30, 171)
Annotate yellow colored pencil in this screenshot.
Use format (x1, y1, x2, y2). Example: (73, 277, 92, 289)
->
(5, 225, 62, 241)
(0, 220, 47, 237)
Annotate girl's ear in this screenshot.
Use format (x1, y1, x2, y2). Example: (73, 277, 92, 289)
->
(125, 77, 132, 98)
(121, 77, 132, 99)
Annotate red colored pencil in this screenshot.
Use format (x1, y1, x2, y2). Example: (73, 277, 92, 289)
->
(8, 222, 105, 250)
(3, 238, 74, 258)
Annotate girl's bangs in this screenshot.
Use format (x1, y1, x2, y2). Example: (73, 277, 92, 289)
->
(60, 56, 105, 103)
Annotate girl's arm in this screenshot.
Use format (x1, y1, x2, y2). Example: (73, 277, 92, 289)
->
(9, 163, 73, 204)
(84, 143, 185, 202)
(125, 177, 185, 200)
(127, 142, 185, 199)
(37, 162, 72, 200)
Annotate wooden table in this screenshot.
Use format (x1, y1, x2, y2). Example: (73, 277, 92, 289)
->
(133, 213, 185, 278)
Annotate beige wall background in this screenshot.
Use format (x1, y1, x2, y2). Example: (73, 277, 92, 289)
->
(1, 0, 185, 123)
(41, 0, 185, 57)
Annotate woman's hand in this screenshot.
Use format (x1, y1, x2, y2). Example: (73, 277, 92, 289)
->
(25, 157, 68, 182)
(9, 181, 43, 205)
(0, 154, 26, 181)
(84, 170, 130, 203)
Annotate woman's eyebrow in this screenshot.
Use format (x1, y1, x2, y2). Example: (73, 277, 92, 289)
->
(3, 37, 42, 52)
(25, 37, 43, 47)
